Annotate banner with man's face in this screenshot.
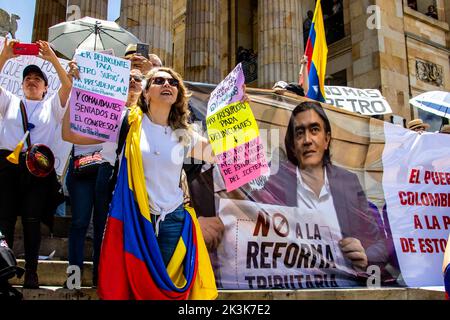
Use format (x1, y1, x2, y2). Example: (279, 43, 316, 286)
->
(186, 82, 450, 290)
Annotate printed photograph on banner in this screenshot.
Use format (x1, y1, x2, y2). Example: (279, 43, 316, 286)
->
(69, 49, 131, 142)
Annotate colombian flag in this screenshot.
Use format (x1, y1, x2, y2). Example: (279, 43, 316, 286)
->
(97, 107, 218, 300)
(304, 0, 328, 102)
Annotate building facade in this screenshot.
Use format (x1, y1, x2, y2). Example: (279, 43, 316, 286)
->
(32, 0, 450, 126)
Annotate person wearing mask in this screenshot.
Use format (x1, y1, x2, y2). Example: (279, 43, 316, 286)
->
(0, 38, 74, 289)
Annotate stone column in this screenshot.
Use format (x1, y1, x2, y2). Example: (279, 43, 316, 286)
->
(258, 0, 303, 88)
(184, 0, 221, 84)
(32, 0, 66, 42)
(119, 0, 173, 66)
(67, 0, 109, 20)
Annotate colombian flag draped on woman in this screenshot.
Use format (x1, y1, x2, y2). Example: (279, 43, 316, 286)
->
(97, 107, 218, 300)
(304, 0, 328, 102)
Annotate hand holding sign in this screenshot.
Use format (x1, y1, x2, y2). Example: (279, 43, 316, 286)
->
(206, 63, 268, 192)
(69, 49, 131, 142)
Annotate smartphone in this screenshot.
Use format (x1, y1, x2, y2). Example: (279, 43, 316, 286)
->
(13, 43, 40, 56)
(136, 43, 149, 58)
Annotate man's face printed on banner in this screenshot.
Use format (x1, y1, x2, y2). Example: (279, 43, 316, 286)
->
(293, 109, 331, 170)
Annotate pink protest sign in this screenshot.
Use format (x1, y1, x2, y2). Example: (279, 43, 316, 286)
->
(207, 63, 246, 116)
(70, 88, 123, 141)
(216, 136, 269, 192)
(70, 49, 131, 141)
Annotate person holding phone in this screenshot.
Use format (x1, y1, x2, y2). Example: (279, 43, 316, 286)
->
(0, 38, 74, 289)
(124, 43, 163, 75)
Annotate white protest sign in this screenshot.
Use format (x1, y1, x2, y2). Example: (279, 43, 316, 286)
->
(216, 199, 360, 290)
(70, 49, 130, 141)
(324, 86, 392, 115)
(382, 123, 450, 287)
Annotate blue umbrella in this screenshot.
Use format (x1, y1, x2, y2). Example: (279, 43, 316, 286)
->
(410, 91, 450, 120)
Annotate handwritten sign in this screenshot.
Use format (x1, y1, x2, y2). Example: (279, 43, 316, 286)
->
(206, 64, 268, 192)
(70, 49, 130, 141)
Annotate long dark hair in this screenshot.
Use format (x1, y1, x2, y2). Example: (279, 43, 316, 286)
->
(284, 101, 332, 167)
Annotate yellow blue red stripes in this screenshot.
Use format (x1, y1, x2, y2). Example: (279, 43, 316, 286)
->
(305, 0, 328, 102)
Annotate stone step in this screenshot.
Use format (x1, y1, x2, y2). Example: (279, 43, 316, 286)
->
(13, 287, 446, 301)
(16, 286, 98, 300)
(12, 236, 93, 261)
(10, 259, 94, 287)
(14, 215, 73, 238)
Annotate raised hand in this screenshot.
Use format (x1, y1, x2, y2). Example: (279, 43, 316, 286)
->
(37, 40, 58, 63)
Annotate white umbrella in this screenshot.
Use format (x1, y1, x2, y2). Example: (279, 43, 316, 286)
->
(409, 91, 450, 120)
(48, 16, 141, 59)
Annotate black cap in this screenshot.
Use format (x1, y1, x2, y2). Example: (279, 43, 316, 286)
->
(23, 65, 48, 86)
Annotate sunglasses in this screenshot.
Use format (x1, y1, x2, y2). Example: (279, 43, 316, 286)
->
(152, 77, 179, 87)
(129, 75, 143, 82)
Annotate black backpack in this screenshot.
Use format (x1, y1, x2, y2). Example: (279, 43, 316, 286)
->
(0, 233, 24, 300)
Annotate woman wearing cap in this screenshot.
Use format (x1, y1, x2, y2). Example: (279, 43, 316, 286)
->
(0, 38, 74, 289)
(62, 67, 222, 300)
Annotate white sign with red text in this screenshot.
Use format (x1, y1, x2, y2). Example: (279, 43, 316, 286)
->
(382, 123, 450, 287)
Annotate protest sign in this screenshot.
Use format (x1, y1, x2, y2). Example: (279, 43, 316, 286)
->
(70, 49, 130, 141)
(382, 123, 450, 287)
(206, 63, 268, 191)
(216, 199, 361, 289)
(324, 86, 392, 115)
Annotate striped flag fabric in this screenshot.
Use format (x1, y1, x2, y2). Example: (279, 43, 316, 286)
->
(97, 107, 217, 300)
(304, 0, 328, 102)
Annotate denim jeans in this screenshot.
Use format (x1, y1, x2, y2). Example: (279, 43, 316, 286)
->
(67, 159, 113, 283)
(152, 205, 186, 267)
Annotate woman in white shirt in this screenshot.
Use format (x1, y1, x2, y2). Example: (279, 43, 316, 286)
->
(62, 67, 219, 299)
(0, 38, 73, 289)
(64, 68, 144, 288)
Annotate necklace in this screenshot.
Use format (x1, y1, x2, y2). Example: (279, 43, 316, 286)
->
(147, 110, 170, 135)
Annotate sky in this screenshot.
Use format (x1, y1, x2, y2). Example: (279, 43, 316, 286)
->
(0, 0, 121, 42)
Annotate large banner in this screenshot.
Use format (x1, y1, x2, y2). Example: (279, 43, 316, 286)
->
(217, 199, 361, 289)
(186, 82, 449, 290)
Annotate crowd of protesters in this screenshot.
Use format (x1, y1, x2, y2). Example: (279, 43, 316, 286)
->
(0, 11, 449, 299)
